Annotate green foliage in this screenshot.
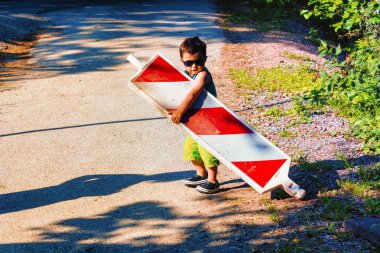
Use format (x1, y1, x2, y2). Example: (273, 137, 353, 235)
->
(219, 0, 302, 32)
(302, 0, 380, 153)
(264, 105, 286, 117)
(337, 180, 370, 198)
(249, 0, 295, 20)
(318, 37, 380, 153)
(289, 97, 313, 117)
(281, 51, 312, 62)
(306, 27, 321, 44)
(299, 160, 332, 173)
(358, 163, 380, 187)
(336, 152, 354, 170)
(259, 198, 281, 223)
(337, 163, 380, 214)
(319, 196, 353, 221)
(279, 130, 293, 138)
(301, 0, 380, 40)
(365, 197, 380, 215)
(229, 65, 320, 94)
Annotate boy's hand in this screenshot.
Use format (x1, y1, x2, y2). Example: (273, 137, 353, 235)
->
(169, 110, 182, 124)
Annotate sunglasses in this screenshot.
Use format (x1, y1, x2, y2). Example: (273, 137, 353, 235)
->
(182, 58, 205, 67)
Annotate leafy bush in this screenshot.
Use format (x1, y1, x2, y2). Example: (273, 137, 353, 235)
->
(301, 0, 380, 42)
(302, 0, 380, 153)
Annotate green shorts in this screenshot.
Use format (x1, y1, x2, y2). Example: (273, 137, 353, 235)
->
(183, 135, 220, 168)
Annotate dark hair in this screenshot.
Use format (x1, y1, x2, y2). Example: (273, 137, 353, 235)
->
(179, 36, 207, 58)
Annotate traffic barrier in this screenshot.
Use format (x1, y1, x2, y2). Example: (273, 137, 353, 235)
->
(128, 53, 305, 199)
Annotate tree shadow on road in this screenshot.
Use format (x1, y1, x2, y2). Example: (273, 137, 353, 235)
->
(1, 156, 378, 252)
(1, 0, 224, 84)
(0, 171, 192, 215)
(0, 116, 166, 138)
(0, 197, 375, 252)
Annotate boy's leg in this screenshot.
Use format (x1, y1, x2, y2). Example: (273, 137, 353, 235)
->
(196, 166, 220, 193)
(195, 143, 220, 193)
(192, 160, 207, 177)
(197, 164, 220, 194)
(184, 160, 208, 187)
(206, 166, 218, 184)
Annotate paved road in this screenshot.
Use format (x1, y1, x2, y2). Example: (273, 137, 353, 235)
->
(0, 1, 248, 252)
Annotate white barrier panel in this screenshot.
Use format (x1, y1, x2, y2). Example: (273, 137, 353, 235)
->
(128, 53, 305, 199)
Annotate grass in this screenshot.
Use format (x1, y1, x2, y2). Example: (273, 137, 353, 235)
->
(319, 196, 353, 221)
(260, 198, 281, 223)
(338, 163, 380, 215)
(219, 0, 378, 249)
(299, 160, 332, 173)
(358, 163, 380, 186)
(279, 130, 293, 138)
(287, 97, 316, 118)
(365, 197, 380, 215)
(264, 105, 285, 117)
(336, 152, 354, 170)
(281, 51, 312, 62)
(229, 65, 320, 95)
(285, 116, 313, 127)
(306, 225, 322, 239)
(337, 180, 370, 198)
(284, 97, 328, 126)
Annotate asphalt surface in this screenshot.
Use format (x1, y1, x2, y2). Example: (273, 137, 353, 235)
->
(0, 1, 237, 252)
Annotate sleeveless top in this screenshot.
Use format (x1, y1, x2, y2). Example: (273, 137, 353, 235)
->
(185, 68, 217, 97)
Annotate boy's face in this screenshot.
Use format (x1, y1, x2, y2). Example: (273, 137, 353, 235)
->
(181, 52, 206, 75)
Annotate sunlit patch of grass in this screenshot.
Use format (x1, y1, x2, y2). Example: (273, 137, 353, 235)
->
(229, 65, 320, 95)
(286, 116, 313, 127)
(279, 130, 293, 138)
(337, 180, 370, 198)
(264, 105, 286, 118)
(287, 97, 318, 118)
(281, 51, 312, 62)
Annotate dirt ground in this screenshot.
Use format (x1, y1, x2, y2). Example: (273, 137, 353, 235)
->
(208, 1, 379, 252)
(1, 1, 379, 252)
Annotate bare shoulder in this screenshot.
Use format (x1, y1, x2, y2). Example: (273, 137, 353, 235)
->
(194, 70, 211, 83)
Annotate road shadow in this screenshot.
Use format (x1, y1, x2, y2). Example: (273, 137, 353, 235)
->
(0, 197, 375, 252)
(0, 171, 192, 215)
(0, 200, 248, 252)
(0, 157, 378, 252)
(0, 116, 165, 138)
(1, 0, 224, 84)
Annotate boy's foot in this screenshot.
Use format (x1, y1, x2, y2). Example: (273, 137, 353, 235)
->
(184, 174, 208, 187)
(196, 180, 220, 194)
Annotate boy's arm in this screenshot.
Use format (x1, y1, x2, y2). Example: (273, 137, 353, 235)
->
(170, 71, 210, 124)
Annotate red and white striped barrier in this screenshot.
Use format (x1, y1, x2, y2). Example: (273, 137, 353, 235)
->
(128, 52, 305, 199)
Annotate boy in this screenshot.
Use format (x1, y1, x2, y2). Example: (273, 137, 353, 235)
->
(169, 36, 220, 194)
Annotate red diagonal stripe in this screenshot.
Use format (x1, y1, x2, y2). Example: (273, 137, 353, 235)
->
(134, 56, 189, 82)
(232, 160, 287, 188)
(168, 107, 253, 135)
